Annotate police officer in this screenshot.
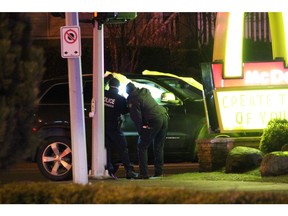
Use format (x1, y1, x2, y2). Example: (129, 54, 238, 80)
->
(126, 82, 169, 179)
(104, 78, 138, 179)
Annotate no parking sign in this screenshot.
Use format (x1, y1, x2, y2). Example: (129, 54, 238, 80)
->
(60, 26, 81, 58)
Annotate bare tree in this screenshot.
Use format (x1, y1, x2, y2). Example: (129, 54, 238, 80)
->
(175, 13, 216, 63)
(104, 13, 180, 73)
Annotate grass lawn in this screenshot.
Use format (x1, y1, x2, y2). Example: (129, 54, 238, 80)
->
(2, 167, 288, 204)
(87, 168, 288, 192)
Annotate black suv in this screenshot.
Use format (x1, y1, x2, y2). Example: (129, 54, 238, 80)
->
(32, 73, 206, 181)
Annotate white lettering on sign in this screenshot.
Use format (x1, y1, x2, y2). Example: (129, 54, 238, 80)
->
(245, 69, 288, 85)
(214, 88, 288, 132)
(212, 62, 288, 88)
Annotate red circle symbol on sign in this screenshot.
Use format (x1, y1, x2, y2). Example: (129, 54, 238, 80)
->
(64, 29, 77, 44)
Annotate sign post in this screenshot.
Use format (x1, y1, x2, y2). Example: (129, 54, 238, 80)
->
(89, 19, 107, 178)
(88, 12, 137, 178)
(61, 12, 88, 184)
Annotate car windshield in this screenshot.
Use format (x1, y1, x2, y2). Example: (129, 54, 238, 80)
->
(104, 72, 203, 102)
(157, 77, 203, 99)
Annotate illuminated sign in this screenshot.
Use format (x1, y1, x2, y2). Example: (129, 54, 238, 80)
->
(212, 61, 288, 132)
(213, 12, 288, 78)
(215, 87, 288, 132)
(212, 61, 288, 88)
(202, 12, 288, 133)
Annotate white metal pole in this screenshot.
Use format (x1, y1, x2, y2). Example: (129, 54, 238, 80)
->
(90, 19, 107, 178)
(65, 12, 88, 184)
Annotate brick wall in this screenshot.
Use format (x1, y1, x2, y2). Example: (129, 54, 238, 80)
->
(197, 137, 261, 172)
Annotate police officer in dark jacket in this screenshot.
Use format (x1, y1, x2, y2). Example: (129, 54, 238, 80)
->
(126, 82, 169, 179)
(105, 78, 138, 179)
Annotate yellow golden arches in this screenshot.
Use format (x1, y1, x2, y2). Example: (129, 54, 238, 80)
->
(225, 12, 244, 78)
(212, 12, 229, 63)
(213, 12, 244, 78)
(213, 12, 288, 78)
(268, 12, 288, 64)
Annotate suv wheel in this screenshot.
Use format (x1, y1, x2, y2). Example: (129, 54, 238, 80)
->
(37, 137, 72, 181)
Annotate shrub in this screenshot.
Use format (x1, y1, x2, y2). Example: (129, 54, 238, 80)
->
(259, 118, 288, 154)
(2, 182, 288, 204)
(0, 13, 45, 169)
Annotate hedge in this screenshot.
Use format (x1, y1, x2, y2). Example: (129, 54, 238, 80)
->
(1, 182, 288, 204)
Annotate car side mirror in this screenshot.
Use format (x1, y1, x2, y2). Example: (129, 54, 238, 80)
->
(161, 92, 181, 104)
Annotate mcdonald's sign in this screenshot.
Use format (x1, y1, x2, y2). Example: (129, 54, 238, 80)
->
(201, 12, 288, 133)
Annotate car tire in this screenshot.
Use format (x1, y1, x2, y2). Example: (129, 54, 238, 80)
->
(37, 137, 72, 181)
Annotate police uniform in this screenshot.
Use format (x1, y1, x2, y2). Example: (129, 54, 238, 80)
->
(126, 82, 169, 179)
(104, 78, 137, 179)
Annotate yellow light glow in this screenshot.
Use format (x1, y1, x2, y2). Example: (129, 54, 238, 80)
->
(214, 88, 288, 132)
(142, 70, 203, 91)
(224, 12, 244, 78)
(212, 12, 229, 62)
(210, 12, 288, 133)
(268, 13, 287, 64)
(282, 12, 288, 65)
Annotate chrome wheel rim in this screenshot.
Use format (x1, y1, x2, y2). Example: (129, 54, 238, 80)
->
(42, 142, 72, 177)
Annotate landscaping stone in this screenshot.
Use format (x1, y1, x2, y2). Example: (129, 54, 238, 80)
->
(225, 146, 263, 173)
(260, 151, 288, 176)
(197, 137, 261, 172)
